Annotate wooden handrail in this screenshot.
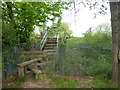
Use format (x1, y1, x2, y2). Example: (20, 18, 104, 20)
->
(40, 30, 48, 50)
(57, 32, 60, 48)
(66, 32, 71, 37)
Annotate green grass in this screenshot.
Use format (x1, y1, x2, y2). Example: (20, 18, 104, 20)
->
(3, 76, 27, 88)
(66, 37, 81, 47)
(12, 76, 27, 88)
(51, 76, 78, 88)
(92, 76, 117, 88)
(35, 75, 47, 82)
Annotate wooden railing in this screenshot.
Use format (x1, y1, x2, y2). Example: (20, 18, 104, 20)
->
(40, 30, 48, 50)
(57, 32, 60, 48)
(17, 58, 42, 76)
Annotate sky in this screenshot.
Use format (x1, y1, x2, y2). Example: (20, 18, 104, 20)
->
(35, 1, 111, 37)
(61, 2, 111, 37)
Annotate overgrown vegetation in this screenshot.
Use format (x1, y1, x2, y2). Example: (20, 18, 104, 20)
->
(2, 1, 71, 79)
(51, 76, 78, 88)
(3, 74, 116, 88)
(2, 1, 119, 88)
(52, 23, 112, 79)
(3, 75, 28, 88)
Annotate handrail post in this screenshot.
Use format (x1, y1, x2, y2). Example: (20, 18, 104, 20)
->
(57, 32, 60, 48)
(40, 28, 48, 51)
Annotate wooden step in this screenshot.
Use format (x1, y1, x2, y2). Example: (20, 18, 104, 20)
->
(36, 62, 46, 66)
(17, 51, 42, 55)
(18, 58, 42, 67)
(47, 38, 57, 40)
(44, 47, 55, 50)
(45, 44, 57, 47)
(43, 50, 57, 52)
(47, 40, 57, 42)
(31, 69, 42, 79)
(43, 52, 57, 55)
(46, 41, 57, 44)
(18, 55, 47, 59)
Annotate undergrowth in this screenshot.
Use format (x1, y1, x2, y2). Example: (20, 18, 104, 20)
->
(51, 76, 78, 88)
(51, 36, 114, 88)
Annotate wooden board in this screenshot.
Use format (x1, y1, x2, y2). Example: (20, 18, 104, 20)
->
(17, 58, 42, 67)
(18, 55, 47, 59)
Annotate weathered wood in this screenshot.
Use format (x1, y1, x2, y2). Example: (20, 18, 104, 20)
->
(18, 55, 46, 59)
(17, 58, 42, 67)
(40, 30, 48, 50)
(36, 62, 46, 66)
(44, 47, 55, 50)
(43, 52, 57, 55)
(17, 51, 42, 55)
(17, 58, 41, 77)
(47, 38, 57, 40)
(17, 51, 56, 56)
(43, 50, 56, 52)
(18, 66, 24, 76)
(45, 44, 57, 47)
(31, 69, 42, 79)
(28, 63, 38, 70)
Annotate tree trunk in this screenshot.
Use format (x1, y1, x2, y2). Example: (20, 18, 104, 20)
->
(118, 1, 120, 88)
(6, 2, 15, 23)
(110, 2, 119, 86)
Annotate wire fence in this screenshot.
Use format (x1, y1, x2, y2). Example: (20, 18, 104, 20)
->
(50, 42, 112, 77)
(2, 37, 112, 80)
(2, 47, 22, 80)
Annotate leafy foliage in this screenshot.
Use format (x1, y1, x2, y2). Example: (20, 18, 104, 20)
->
(52, 23, 112, 79)
(2, 2, 72, 80)
(48, 22, 73, 43)
(82, 23, 112, 50)
(2, 2, 71, 48)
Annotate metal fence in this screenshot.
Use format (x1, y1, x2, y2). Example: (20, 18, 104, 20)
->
(2, 47, 22, 80)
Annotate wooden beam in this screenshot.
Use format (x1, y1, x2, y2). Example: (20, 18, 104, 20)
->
(18, 66, 24, 77)
(17, 58, 42, 67)
(18, 55, 46, 59)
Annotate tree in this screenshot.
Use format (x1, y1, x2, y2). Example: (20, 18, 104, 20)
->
(48, 22, 73, 43)
(118, 2, 120, 87)
(83, 23, 112, 49)
(110, 1, 120, 87)
(2, 2, 71, 48)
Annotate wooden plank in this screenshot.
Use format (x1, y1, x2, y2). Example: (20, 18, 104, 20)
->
(18, 55, 46, 59)
(17, 58, 42, 67)
(17, 51, 42, 55)
(31, 69, 42, 79)
(43, 50, 56, 52)
(18, 66, 24, 76)
(36, 62, 46, 66)
(45, 44, 57, 47)
(44, 47, 55, 50)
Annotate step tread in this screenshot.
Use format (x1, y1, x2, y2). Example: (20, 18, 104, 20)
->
(46, 44, 57, 45)
(44, 47, 55, 48)
(44, 50, 56, 52)
(47, 41, 57, 42)
(31, 69, 42, 74)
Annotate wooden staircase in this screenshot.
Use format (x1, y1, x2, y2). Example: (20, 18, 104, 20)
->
(44, 38, 57, 51)
(17, 37, 59, 78)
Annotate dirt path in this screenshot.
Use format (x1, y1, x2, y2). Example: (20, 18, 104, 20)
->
(20, 74, 94, 88)
(21, 74, 52, 88)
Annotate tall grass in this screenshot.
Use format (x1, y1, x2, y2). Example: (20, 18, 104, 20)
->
(51, 37, 112, 79)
